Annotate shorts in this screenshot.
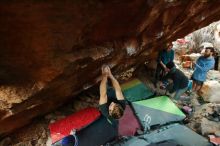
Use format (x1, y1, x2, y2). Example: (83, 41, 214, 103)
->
(191, 76, 203, 86)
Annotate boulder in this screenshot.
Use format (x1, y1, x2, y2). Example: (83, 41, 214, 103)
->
(201, 118, 220, 135)
(199, 80, 220, 103)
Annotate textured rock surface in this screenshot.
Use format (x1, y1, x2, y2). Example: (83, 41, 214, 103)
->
(199, 80, 220, 103)
(187, 103, 220, 135)
(0, 92, 99, 146)
(1, 0, 220, 136)
(201, 118, 220, 135)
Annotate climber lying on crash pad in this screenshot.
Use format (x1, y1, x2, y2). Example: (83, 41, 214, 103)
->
(99, 65, 126, 126)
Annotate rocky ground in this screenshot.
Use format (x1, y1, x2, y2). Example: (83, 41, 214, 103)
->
(0, 65, 220, 146)
(0, 92, 100, 146)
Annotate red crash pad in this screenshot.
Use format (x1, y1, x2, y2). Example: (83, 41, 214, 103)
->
(49, 107, 100, 143)
(118, 105, 141, 136)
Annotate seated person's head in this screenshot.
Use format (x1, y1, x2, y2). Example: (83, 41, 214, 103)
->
(166, 42, 173, 51)
(166, 61, 175, 70)
(109, 102, 124, 119)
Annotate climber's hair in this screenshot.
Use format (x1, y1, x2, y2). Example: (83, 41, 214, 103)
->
(109, 103, 124, 119)
(166, 61, 176, 69)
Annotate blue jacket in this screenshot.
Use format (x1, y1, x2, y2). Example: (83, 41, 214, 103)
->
(192, 56, 215, 82)
(157, 49, 174, 65)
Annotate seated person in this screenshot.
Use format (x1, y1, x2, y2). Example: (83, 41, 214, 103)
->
(99, 65, 126, 125)
(154, 42, 174, 87)
(162, 62, 189, 100)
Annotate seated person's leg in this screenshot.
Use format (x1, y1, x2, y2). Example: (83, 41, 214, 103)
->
(173, 90, 181, 100)
(173, 87, 188, 100)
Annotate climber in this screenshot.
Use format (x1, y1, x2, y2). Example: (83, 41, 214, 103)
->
(161, 62, 189, 100)
(154, 42, 175, 87)
(99, 65, 126, 125)
(192, 45, 215, 92)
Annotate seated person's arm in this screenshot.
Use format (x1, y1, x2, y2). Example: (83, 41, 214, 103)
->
(160, 61, 166, 69)
(158, 51, 168, 70)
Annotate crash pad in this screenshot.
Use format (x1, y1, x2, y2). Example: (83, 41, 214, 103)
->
(147, 140, 180, 146)
(77, 115, 117, 146)
(121, 78, 153, 102)
(106, 136, 150, 146)
(143, 124, 212, 146)
(53, 116, 117, 146)
(118, 104, 141, 136)
(49, 107, 100, 143)
(132, 96, 185, 128)
(106, 124, 211, 146)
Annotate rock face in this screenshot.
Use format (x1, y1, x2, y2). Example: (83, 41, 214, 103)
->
(188, 103, 220, 135)
(1, 0, 220, 136)
(199, 80, 220, 103)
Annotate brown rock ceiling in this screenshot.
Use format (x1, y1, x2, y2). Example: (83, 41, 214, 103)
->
(0, 0, 220, 136)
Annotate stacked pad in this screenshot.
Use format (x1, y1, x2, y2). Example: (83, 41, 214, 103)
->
(122, 78, 153, 102)
(132, 96, 185, 127)
(106, 136, 150, 146)
(143, 123, 212, 146)
(107, 124, 211, 146)
(50, 79, 193, 146)
(105, 81, 210, 146)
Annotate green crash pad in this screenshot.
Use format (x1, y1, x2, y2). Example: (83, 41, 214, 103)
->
(132, 96, 185, 127)
(122, 79, 154, 102)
